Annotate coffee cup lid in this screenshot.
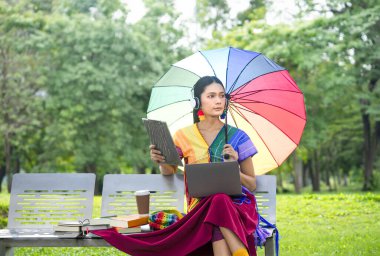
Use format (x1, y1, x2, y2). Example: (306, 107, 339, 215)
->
(134, 190, 150, 196)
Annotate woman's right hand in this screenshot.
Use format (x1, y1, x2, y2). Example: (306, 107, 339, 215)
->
(149, 145, 165, 163)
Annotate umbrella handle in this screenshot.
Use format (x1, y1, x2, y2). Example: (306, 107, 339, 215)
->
(223, 113, 229, 160)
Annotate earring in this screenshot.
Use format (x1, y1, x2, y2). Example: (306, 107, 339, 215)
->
(197, 109, 205, 121)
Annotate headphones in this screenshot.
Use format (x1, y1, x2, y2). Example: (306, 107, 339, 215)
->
(190, 87, 200, 110)
(190, 87, 230, 111)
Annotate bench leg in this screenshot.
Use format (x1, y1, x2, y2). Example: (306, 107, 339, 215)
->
(0, 245, 13, 256)
(264, 235, 275, 256)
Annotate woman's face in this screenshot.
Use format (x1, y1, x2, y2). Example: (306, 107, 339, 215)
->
(200, 82, 226, 118)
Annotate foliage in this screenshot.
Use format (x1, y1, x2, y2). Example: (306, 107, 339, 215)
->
(210, 0, 380, 191)
(0, 202, 7, 228)
(0, 0, 187, 191)
(196, 0, 230, 32)
(39, 14, 153, 175)
(1, 0, 379, 193)
(0, 3, 48, 189)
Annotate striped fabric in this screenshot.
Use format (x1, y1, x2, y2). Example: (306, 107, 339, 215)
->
(173, 124, 257, 212)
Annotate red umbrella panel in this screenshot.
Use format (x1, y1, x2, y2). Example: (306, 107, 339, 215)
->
(228, 69, 306, 173)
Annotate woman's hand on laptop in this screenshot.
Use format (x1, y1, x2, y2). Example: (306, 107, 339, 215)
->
(149, 145, 165, 163)
(223, 144, 238, 161)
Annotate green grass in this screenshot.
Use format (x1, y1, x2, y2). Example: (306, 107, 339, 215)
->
(270, 193, 380, 256)
(1, 192, 379, 255)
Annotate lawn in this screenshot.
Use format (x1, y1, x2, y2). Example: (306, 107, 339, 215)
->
(1, 192, 379, 255)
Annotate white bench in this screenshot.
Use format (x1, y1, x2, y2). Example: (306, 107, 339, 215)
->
(0, 173, 104, 255)
(0, 173, 277, 256)
(254, 175, 277, 256)
(101, 174, 277, 256)
(101, 174, 185, 216)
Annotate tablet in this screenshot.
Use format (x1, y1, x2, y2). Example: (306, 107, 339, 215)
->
(142, 118, 183, 166)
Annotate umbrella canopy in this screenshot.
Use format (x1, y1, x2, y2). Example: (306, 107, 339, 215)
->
(147, 47, 306, 175)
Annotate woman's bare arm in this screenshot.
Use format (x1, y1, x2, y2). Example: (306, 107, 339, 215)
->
(239, 158, 256, 191)
(159, 164, 177, 175)
(223, 144, 256, 191)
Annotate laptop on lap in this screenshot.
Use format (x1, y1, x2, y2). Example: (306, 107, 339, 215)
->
(185, 161, 242, 198)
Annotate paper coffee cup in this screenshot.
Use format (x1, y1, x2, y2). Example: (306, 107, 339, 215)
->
(134, 190, 150, 215)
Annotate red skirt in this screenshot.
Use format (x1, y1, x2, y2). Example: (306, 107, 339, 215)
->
(92, 193, 258, 256)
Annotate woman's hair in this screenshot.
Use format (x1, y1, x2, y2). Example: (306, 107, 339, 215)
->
(192, 76, 224, 123)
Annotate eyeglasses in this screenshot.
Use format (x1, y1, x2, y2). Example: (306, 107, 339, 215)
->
(77, 219, 90, 238)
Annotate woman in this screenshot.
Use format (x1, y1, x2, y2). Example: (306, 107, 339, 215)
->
(93, 76, 259, 256)
(153, 76, 258, 255)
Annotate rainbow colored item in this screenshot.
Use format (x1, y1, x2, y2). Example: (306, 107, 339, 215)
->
(173, 124, 257, 211)
(147, 47, 306, 174)
(148, 209, 184, 230)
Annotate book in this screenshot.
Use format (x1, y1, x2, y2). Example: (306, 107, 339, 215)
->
(109, 214, 149, 228)
(82, 224, 110, 231)
(88, 218, 113, 226)
(142, 118, 183, 166)
(91, 214, 149, 228)
(114, 223, 152, 234)
(53, 221, 89, 232)
(54, 225, 83, 232)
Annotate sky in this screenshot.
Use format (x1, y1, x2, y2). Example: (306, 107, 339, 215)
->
(124, 0, 299, 25)
(122, 0, 304, 49)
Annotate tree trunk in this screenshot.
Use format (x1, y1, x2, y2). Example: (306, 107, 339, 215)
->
(310, 150, 320, 192)
(0, 161, 5, 193)
(325, 167, 332, 191)
(85, 163, 99, 194)
(333, 174, 338, 191)
(337, 169, 342, 186)
(302, 163, 309, 187)
(361, 111, 374, 191)
(343, 173, 348, 186)
(5, 133, 12, 193)
(361, 78, 380, 191)
(1, 48, 12, 192)
(277, 170, 284, 192)
(15, 155, 20, 173)
(136, 166, 145, 174)
(151, 166, 159, 174)
(316, 151, 321, 191)
(293, 154, 302, 194)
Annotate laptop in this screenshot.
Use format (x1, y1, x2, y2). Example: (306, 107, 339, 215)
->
(185, 161, 242, 198)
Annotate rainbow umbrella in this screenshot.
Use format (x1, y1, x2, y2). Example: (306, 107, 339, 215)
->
(147, 47, 306, 175)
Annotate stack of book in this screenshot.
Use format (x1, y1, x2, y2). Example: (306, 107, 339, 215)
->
(53, 214, 150, 235)
(53, 220, 109, 233)
(90, 214, 150, 234)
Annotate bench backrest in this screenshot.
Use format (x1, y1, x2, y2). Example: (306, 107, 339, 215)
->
(254, 175, 276, 224)
(101, 174, 184, 216)
(8, 173, 96, 229)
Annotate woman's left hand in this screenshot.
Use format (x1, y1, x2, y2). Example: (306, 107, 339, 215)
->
(223, 144, 238, 161)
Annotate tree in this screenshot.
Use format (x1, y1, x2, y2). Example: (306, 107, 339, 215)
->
(296, 0, 380, 190)
(208, 0, 380, 191)
(36, 0, 187, 193)
(196, 0, 230, 31)
(0, 3, 47, 191)
(0, 0, 189, 193)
